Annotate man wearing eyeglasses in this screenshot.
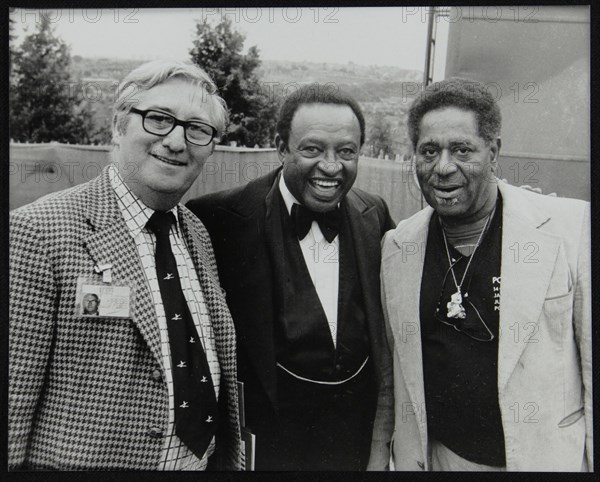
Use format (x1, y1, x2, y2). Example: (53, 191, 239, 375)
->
(9, 60, 242, 470)
(371, 78, 591, 471)
(188, 84, 395, 470)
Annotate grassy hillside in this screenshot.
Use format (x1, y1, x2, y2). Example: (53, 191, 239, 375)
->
(70, 56, 422, 155)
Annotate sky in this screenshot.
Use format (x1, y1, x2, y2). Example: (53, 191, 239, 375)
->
(10, 7, 449, 76)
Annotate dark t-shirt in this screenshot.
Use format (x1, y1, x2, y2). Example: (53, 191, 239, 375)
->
(420, 198, 505, 467)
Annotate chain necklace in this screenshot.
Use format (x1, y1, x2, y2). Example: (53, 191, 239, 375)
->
(440, 209, 494, 319)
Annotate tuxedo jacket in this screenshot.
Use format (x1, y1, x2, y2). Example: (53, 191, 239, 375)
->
(187, 168, 395, 448)
(9, 166, 242, 470)
(373, 181, 592, 471)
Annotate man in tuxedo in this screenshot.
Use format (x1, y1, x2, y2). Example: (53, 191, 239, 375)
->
(9, 60, 241, 470)
(188, 84, 395, 470)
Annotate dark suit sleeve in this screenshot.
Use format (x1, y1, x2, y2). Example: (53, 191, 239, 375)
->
(187, 195, 227, 257)
(379, 197, 396, 233)
(9, 210, 57, 469)
(186, 195, 231, 282)
(187, 195, 218, 236)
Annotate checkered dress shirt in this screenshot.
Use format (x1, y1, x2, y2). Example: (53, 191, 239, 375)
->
(109, 164, 220, 470)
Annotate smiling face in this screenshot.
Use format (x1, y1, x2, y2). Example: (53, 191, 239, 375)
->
(415, 107, 500, 225)
(278, 103, 360, 213)
(114, 77, 216, 210)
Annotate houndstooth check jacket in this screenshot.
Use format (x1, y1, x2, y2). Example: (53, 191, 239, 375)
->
(9, 165, 242, 470)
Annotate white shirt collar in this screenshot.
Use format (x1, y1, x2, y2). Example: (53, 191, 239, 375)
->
(278, 172, 301, 216)
(278, 171, 342, 245)
(109, 163, 180, 239)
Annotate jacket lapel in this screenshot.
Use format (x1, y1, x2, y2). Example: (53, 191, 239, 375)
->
(222, 170, 280, 409)
(254, 173, 288, 408)
(497, 182, 559, 391)
(83, 166, 163, 368)
(388, 209, 433, 454)
(179, 207, 237, 378)
(344, 192, 387, 362)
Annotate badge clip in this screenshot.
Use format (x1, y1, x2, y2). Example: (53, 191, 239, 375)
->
(94, 263, 113, 283)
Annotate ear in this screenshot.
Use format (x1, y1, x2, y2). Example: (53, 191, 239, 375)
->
(275, 134, 288, 163)
(112, 124, 121, 146)
(112, 115, 125, 146)
(490, 137, 502, 176)
(490, 137, 501, 162)
(410, 154, 422, 193)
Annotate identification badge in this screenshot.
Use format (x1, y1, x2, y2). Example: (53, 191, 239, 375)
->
(75, 275, 136, 319)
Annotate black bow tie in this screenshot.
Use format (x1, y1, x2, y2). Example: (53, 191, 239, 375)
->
(291, 203, 342, 243)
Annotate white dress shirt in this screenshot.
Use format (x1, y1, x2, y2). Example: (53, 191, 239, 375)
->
(278, 175, 339, 347)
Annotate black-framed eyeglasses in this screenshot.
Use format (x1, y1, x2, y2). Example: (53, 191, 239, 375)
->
(129, 108, 217, 146)
(434, 257, 495, 342)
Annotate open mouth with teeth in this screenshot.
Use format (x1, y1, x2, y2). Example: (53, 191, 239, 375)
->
(309, 178, 344, 201)
(151, 153, 186, 167)
(432, 185, 462, 205)
(311, 178, 341, 190)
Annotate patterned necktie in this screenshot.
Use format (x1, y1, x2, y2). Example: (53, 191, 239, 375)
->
(146, 211, 218, 460)
(291, 203, 342, 243)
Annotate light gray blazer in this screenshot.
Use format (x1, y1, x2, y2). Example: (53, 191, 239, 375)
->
(372, 180, 592, 471)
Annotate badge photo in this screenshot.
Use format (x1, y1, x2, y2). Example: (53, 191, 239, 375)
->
(75, 275, 136, 319)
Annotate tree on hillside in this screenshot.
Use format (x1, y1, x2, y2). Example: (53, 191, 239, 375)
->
(190, 17, 280, 147)
(10, 15, 94, 144)
(367, 112, 394, 158)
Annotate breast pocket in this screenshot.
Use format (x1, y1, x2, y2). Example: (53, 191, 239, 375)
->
(541, 289, 574, 345)
(540, 246, 574, 344)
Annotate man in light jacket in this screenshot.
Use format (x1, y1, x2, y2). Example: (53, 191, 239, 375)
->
(372, 78, 591, 471)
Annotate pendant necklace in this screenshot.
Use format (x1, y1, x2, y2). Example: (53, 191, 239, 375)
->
(440, 209, 494, 319)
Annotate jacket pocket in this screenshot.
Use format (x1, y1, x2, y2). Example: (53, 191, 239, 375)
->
(541, 289, 574, 344)
(544, 288, 573, 302)
(558, 407, 584, 428)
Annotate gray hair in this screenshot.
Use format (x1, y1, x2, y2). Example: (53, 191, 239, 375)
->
(112, 59, 228, 142)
